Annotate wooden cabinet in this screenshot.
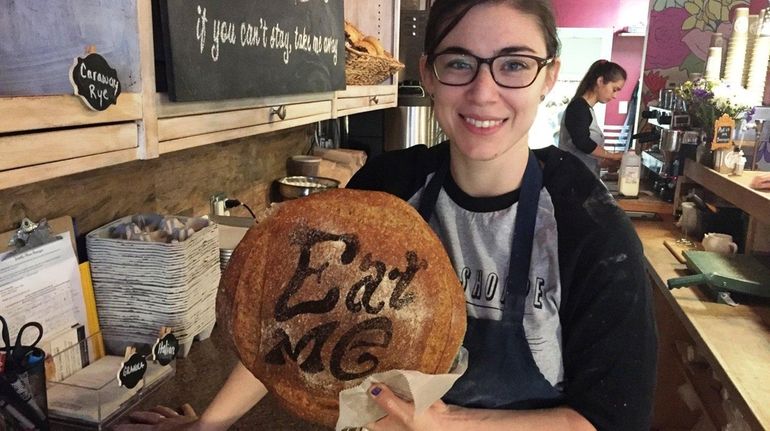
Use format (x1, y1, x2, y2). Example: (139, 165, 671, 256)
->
(661, 159, 770, 429)
(155, 95, 334, 154)
(636, 218, 770, 431)
(0, 0, 401, 191)
(334, 85, 397, 117)
(0, 94, 145, 189)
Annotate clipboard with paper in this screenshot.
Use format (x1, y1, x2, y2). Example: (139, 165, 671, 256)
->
(0, 216, 102, 376)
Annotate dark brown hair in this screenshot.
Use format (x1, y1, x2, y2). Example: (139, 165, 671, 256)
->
(573, 59, 627, 99)
(423, 0, 560, 60)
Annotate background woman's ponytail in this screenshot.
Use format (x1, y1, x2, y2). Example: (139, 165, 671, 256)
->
(573, 59, 627, 99)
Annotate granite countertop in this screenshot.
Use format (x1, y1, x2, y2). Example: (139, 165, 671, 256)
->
(129, 326, 330, 430)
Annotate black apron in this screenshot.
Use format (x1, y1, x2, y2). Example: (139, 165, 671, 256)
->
(418, 151, 563, 409)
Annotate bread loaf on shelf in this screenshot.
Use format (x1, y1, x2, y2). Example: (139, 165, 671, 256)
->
(344, 20, 364, 45)
(344, 20, 389, 57)
(217, 189, 466, 427)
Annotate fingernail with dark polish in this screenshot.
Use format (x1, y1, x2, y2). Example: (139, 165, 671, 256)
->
(371, 386, 382, 396)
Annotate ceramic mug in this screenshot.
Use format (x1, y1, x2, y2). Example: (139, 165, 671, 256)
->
(702, 233, 738, 254)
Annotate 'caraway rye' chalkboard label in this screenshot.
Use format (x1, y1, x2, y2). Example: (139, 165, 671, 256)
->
(69, 53, 122, 111)
(157, 0, 345, 101)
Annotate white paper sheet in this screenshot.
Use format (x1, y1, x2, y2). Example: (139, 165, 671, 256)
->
(336, 348, 468, 431)
(0, 232, 87, 347)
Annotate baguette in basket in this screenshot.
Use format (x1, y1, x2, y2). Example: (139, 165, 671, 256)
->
(344, 20, 404, 85)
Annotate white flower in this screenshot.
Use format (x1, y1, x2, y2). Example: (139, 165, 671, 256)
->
(710, 81, 753, 118)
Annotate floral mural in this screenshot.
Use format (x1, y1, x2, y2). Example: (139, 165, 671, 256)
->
(642, 0, 754, 107)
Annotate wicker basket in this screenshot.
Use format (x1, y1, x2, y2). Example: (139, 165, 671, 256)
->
(345, 46, 405, 86)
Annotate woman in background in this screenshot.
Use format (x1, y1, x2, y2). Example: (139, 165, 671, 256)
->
(559, 60, 626, 178)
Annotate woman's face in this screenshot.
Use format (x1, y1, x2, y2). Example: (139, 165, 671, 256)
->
(420, 3, 559, 162)
(596, 77, 625, 104)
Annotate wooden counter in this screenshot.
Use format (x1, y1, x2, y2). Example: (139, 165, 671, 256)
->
(634, 216, 770, 430)
(604, 179, 674, 215)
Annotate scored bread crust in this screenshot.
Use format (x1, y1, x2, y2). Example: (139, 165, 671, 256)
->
(217, 189, 466, 427)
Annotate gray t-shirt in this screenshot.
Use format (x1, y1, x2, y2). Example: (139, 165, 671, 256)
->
(408, 181, 564, 387)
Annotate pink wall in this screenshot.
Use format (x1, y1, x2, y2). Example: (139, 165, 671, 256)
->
(554, 0, 622, 27)
(607, 34, 645, 125)
(553, 0, 649, 126)
(553, 0, 649, 29)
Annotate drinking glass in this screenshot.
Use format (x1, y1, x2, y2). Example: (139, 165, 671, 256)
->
(676, 202, 697, 247)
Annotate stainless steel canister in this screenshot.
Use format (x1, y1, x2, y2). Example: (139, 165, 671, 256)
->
(659, 129, 685, 152)
(383, 84, 445, 151)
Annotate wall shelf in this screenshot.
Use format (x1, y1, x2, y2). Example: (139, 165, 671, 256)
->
(683, 161, 770, 226)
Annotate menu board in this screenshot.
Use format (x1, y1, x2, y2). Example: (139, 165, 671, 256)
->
(157, 0, 345, 102)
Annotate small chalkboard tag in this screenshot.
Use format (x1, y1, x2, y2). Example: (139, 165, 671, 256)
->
(117, 347, 147, 389)
(152, 329, 179, 366)
(69, 52, 122, 111)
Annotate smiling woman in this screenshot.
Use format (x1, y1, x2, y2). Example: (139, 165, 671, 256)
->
(346, 1, 656, 430)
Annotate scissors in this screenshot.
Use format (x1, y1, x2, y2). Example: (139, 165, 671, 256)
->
(0, 315, 43, 368)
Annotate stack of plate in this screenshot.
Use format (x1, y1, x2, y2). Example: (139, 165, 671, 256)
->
(220, 248, 233, 272)
(218, 224, 249, 274)
(86, 215, 220, 358)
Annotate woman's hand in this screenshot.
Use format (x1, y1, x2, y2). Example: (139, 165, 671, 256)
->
(599, 154, 621, 171)
(364, 384, 454, 431)
(114, 404, 199, 431)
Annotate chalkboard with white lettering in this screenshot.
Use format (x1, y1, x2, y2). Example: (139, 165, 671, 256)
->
(152, 333, 179, 366)
(69, 53, 122, 111)
(157, 0, 345, 102)
(117, 353, 147, 389)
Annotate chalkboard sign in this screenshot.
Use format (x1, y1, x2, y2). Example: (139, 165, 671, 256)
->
(69, 52, 122, 111)
(716, 126, 732, 142)
(158, 0, 345, 102)
(1, 1, 141, 96)
(152, 332, 179, 366)
(117, 352, 147, 389)
(711, 114, 735, 150)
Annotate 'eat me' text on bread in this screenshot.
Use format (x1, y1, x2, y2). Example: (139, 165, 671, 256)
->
(217, 189, 466, 427)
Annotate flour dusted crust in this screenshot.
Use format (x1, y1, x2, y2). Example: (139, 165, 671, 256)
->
(217, 189, 466, 427)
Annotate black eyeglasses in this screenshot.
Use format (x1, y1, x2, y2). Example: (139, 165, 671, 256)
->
(429, 51, 554, 89)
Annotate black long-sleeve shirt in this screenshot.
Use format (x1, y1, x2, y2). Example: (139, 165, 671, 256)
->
(563, 97, 599, 154)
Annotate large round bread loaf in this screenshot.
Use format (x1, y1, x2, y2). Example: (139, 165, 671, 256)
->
(217, 189, 466, 427)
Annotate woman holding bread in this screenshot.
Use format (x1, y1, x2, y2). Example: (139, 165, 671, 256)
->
(120, 0, 656, 430)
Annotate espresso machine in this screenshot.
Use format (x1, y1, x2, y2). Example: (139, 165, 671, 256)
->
(640, 105, 699, 201)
